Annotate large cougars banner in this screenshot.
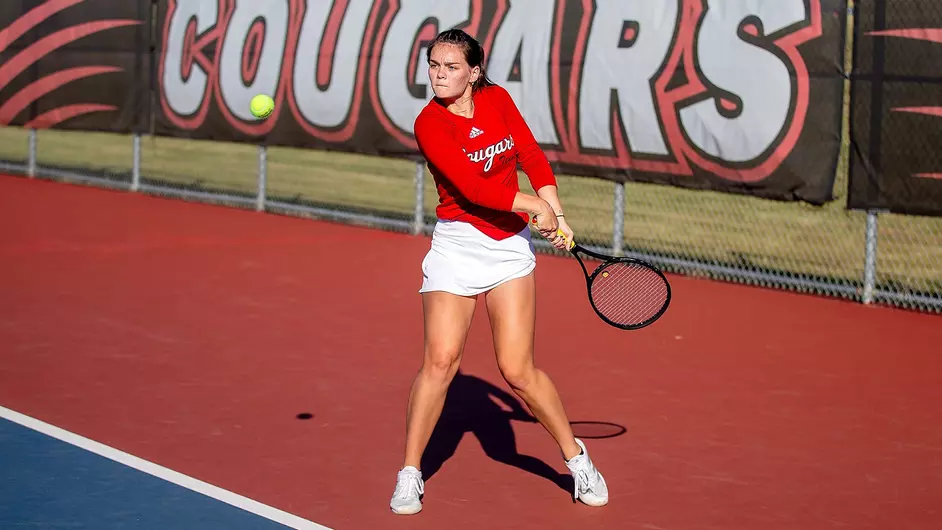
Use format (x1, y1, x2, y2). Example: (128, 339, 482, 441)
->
(0, 0, 848, 205)
(154, 0, 847, 204)
(848, 0, 942, 217)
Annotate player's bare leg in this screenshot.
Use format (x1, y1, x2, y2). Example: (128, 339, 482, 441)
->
(391, 291, 476, 515)
(484, 272, 609, 506)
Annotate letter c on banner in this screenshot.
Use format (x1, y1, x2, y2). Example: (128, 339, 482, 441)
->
(160, 0, 219, 130)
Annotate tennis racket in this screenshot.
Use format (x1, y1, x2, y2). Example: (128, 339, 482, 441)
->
(556, 230, 671, 330)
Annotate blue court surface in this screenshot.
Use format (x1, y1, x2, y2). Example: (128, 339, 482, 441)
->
(0, 407, 331, 529)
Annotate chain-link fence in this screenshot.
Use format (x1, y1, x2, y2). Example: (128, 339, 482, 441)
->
(1, 123, 939, 314)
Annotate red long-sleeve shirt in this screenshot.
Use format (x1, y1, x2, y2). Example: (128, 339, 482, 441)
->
(414, 84, 557, 240)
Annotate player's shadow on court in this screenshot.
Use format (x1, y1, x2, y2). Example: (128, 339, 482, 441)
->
(420, 370, 572, 494)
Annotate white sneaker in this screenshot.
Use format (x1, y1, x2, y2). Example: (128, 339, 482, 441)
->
(389, 466, 424, 515)
(565, 438, 609, 507)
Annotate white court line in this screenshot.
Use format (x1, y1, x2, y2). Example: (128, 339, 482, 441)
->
(0, 405, 333, 530)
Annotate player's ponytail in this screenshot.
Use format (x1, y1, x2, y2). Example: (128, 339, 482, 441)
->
(426, 29, 496, 94)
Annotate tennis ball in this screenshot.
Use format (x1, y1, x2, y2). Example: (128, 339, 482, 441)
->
(249, 94, 274, 119)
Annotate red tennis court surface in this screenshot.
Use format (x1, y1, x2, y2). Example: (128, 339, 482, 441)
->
(2, 174, 941, 529)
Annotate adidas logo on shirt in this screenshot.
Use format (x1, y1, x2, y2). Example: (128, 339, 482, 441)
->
(469, 127, 484, 139)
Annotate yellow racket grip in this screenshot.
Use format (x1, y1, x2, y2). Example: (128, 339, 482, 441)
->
(557, 229, 575, 250)
(531, 217, 575, 250)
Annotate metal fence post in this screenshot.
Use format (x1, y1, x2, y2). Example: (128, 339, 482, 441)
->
(131, 133, 141, 191)
(612, 182, 626, 256)
(413, 160, 425, 235)
(863, 210, 879, 304)
(27, 129, 37, 178)
(256, 145, 267, 212)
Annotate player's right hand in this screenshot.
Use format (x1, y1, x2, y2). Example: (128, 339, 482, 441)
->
(531, 201, 558, 240)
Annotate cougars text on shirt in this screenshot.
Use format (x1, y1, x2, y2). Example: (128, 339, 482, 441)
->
(466, 136, 514, 173)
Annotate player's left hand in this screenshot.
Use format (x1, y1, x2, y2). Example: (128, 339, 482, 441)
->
(552, 216, 574, 250)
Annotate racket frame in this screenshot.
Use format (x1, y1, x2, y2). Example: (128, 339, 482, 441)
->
(566, 241, 672, 330)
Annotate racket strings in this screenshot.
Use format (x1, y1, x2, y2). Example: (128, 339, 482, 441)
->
(590, 262, 669, 326)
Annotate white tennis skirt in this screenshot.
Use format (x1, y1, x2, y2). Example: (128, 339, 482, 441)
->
(419, 219, 536, 296)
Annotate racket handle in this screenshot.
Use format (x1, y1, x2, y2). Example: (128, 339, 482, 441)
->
(530, 217, 575, 250)
(557, 229, 576, 251)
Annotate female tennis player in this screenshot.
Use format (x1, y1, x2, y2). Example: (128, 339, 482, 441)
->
(389, 29, 608, 515)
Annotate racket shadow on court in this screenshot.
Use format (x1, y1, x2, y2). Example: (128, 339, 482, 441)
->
(421, 370, 624, 493)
